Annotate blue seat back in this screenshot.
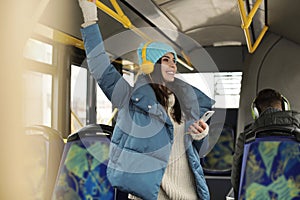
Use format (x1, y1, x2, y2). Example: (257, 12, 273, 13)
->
(201, 123, 235, 175)
(239, 136, 300, 200)
(52, 124, 115, 200)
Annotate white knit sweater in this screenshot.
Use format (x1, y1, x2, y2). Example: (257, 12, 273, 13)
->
(156, 94, 198, 200)
(128, 94, 199, 200)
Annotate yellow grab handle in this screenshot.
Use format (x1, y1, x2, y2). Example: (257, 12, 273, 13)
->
(237, 0, 268, 53)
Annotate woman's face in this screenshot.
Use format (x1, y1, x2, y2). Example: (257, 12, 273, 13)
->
(160, 52, 177, 82)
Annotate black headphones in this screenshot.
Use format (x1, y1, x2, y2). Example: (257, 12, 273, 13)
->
(251, 95, 290, 119)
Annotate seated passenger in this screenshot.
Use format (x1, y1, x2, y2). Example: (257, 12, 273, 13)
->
(231, 88, 300, 199)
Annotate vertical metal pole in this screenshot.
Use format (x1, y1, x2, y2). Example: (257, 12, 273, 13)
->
(86, 71, 97, 124)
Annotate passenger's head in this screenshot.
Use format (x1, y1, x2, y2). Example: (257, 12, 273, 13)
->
(251, 88, 290, 119)
(137, 41, 177, 83)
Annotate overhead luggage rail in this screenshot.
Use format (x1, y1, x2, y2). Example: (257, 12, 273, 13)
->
(237, 0, 269, 53)
(92, 0, 194, 71)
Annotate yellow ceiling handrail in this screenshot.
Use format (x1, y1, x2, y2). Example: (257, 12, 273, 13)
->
(243, 0, 263, 29)
(95, 0, 132, 29)
(53, 29, 85, 50)
(110, 0, 126, 20)
(94, 0, 193, 70)
(237, 0, 269, 53)
(94, 0, 152, 41)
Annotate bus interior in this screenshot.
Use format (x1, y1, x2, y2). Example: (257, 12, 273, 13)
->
(2, 0, 300, 199)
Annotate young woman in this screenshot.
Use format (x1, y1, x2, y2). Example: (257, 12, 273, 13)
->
(78, 1, 215, 199)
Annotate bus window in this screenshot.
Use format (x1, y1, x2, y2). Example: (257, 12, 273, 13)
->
(178, 72, 242, 108)
(213, 72, 242, 108)
(70, 65, 87, 133)
(96, 86, 112, 125)
(71, 64, 113, 131)
(24, 38, 53, 65)
(23, 38, 54, 128)
(23, 71, 52, 127)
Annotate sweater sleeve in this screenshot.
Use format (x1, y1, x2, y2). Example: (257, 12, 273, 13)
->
(189, 125, 209, 141)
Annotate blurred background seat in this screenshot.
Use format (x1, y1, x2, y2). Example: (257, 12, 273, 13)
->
(25, 125, 64, 200)
(201, 122, 235, 176)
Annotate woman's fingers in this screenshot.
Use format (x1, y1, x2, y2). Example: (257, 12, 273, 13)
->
(188, 121, 207, 134)
(198, 120, 208, 130)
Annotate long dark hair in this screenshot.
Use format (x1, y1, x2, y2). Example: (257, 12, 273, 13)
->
(147, 58, 182, 124)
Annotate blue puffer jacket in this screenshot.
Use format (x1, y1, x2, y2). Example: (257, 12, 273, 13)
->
(81, 24, 215, 200)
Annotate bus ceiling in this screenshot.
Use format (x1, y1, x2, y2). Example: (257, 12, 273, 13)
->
(37, 0, 300, 72)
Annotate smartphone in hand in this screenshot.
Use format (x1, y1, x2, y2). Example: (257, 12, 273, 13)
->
(199, 110, 215, 123)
